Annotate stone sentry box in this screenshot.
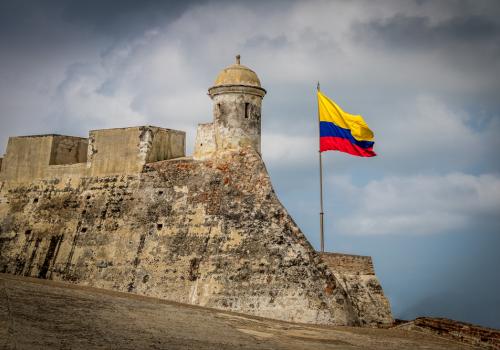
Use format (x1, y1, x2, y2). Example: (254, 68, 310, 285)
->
(0, 126, 185, 182)
(194, 55, 266, 160)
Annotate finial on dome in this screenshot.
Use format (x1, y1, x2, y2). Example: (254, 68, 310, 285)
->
(212, 55, 263, 88)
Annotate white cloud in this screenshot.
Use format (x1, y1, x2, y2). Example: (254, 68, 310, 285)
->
(375, 95, 484, 170)
(332, 173, 500, 235)
(262, 133, 316, 166)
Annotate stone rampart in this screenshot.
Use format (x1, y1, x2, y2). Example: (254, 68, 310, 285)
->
(86, 126, 185, 176)
(0, 135, 87, 183)
(49, 135, 88, 166)
(319, 252, 391, 327)
(0, 126, 185, 183)
(0, 148, 392, 326)
(320, 252, 375, 275)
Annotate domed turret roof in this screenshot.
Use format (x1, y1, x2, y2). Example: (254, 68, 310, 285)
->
(213, 55, 261, 88)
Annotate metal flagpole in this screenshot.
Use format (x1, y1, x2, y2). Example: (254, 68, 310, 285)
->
(317, 82, 325, 253)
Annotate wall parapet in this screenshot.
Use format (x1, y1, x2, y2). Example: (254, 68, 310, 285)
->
(320, 252, 375, 275)
(0, 126, 186, 183)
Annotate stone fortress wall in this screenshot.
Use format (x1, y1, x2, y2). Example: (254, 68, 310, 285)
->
(0, 57, 393, 326)
(0, 135, 88, 183)
(320, 252, 375, 276)
(0, 126, 185, 183)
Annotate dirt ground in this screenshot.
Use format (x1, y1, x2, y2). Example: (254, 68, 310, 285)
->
(0, 274, 480, 349)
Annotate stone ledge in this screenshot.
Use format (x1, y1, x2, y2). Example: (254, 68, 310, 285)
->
(319, 252, 375, 275)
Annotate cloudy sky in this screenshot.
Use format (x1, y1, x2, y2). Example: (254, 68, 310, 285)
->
(1, 0, 499, 328)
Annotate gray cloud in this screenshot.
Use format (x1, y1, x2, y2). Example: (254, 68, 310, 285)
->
(349, 5, 500, 107)
(332, 173, 500, 235)
(244, 34, 290, 50)
(354, 14, 500, 49)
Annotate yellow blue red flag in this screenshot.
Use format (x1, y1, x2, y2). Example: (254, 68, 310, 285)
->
(318, 91, 376, 157)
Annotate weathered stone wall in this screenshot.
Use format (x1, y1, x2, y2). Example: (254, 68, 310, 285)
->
(45, 163, 88, 183)
(193, 123, 216, 160)
(0, 135, 56, 183)
(0, 148, 392, 326)
(88, 126, 185, 177)
(320, 252, 392, 326)
(0, 127, 186, 183)
(320, 252, 375, 275)
(146, 128, 185, 164)
(0, 135, 88, 184)
(49, 136, 88, 166)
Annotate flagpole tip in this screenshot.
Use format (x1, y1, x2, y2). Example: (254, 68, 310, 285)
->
(317, 82, 320, 91)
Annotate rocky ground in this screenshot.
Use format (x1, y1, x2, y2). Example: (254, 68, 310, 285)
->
(394, 317, 500, 349)
(0, 274, 483, 350)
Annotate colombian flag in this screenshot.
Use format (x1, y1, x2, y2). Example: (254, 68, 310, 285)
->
(318, 91, 376, 157)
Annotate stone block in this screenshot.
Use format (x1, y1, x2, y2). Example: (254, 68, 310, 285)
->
(87, 126, 185, 176)
(0, 135, 87, 183)
(320, 252, 375, 275)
